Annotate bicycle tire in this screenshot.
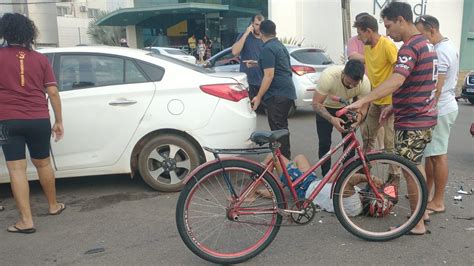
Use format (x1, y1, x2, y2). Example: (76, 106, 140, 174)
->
(333, 153, 427, 241)
(176, 159, 284, 264)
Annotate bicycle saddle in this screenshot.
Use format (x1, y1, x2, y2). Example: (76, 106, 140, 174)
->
(250, 129, 289, 146)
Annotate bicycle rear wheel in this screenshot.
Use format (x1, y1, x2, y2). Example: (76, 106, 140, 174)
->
(176, 159, 284, 264)
(333, 153, 427, 241)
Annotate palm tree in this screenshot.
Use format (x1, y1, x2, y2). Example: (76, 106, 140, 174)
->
(87, 11, 125, 46)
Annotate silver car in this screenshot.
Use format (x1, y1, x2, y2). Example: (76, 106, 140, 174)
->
(205, 45, 334, 115)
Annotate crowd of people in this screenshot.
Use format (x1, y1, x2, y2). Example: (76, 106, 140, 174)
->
(187, 34, 213, 63)
(0, 1, 461, 237)
(233, 2, 458, 236)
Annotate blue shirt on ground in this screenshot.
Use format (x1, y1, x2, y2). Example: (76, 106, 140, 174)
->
(258, 38, 296, 101)
(236, 32, 264, 86)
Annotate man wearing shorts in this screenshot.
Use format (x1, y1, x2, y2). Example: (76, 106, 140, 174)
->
(347, 2, 438, 235)
(415, 15, 459, 215)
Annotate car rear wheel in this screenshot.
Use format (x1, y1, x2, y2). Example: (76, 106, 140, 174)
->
(138, 134, 202, 192)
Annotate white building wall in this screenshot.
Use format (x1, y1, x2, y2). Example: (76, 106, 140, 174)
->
(270, 0, 464, 63)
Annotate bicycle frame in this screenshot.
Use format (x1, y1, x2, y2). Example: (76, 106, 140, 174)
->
(267, 129, 384, 210)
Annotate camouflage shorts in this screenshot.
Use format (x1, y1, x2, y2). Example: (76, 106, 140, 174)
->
(395, 129, 433, 164)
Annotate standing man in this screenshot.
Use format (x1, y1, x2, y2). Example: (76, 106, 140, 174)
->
(232, 14, 264, 101)
(415, 15, 459, 215)
(347, 2, 438, 235)
(249, 20, 296, 158)
(312, 59, 371, 176)
(353, 14, 398, 155)
(347, 12, 370, 63)
(188, 34, 196, 56)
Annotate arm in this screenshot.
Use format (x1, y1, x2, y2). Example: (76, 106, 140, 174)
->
(251, 68, 274, 110)
(347, 73, 406, 110)
(312, 91, 346, 133)
(434, 74, 446, 105)
(232, 26, 253, 56)
(348, 52, 365, 63)
(46, 85, 64, 142)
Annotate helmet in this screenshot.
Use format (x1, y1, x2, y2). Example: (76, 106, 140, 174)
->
(361, 184, 398, 217)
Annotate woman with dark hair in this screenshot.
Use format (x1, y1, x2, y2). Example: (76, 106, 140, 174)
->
(0, 13, 65, 234)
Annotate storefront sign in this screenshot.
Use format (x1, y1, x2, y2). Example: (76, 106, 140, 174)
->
(373, 0, 427, 16)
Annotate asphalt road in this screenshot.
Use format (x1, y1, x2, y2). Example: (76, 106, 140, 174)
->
(1, 102, 473, 265)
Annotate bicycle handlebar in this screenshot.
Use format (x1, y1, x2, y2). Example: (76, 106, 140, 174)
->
(335, 108, 349, 117)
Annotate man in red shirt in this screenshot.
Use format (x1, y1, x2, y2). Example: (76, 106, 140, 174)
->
(347, 2, 437, 235)
(0, 13, 65, 233)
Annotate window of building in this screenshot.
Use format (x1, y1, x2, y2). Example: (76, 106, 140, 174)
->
(87, 8, 100, 18)
(57, 6, 70, 17)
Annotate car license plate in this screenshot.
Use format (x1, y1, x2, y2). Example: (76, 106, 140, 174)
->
(467, 88, 474, 93)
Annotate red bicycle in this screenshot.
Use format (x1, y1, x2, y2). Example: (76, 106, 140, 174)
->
(176, 98, 427, 264)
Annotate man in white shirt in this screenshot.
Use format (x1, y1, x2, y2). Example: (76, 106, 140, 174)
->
(415, 15, 459, 215)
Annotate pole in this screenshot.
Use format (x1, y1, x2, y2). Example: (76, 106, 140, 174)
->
(341, 0, 352, 51)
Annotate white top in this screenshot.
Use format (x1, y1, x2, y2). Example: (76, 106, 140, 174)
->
(305, 180, 362, 217)
(435, 38, 459, 116)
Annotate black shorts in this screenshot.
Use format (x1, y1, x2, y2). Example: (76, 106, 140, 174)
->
(0, 119, 51, 161)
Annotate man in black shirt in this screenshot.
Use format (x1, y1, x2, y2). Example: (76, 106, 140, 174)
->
(250, 20, 296, 158)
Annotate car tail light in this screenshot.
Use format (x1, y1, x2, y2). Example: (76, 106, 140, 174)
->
(200, 83, 249, 102)
(291, 65, 316, 76)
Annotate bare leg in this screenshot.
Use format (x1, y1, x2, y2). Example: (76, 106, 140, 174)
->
(425, 155, 448, 212)
(7, 159, 34, 229)
(425, 157, 435, 202)
(406, 164, 428, 234)
(32, 157, 62, 213)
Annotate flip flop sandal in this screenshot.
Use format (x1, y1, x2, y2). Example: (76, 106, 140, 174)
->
(7, 225, 36, 234)
(426, 208, 446, 215)
(49, 203, 66, 215)
(406, 229, 431, 236)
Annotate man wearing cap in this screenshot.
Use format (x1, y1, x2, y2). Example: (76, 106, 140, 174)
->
(415, 15, 459, 216)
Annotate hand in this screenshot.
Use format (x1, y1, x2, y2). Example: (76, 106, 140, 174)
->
(346, 100, 363, 112)
(251, 96, 262, 111)
(245, 24, 254, 35)
(243, 60, 258, 68)
(330, 116, 346, 133)
(52, 121, 64, 142)
(379, 105, 393, 124)
(351, 112, 363, 128)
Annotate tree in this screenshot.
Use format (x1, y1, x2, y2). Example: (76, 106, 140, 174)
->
(87, 11, 125, 46)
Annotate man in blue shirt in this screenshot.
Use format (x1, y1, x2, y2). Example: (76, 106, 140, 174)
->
(232, 14, 264, 101)
(250, 20, 297, 158)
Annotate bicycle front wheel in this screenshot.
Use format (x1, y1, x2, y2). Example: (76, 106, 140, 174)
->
(333, 153, 427, 241)
(176, 159, 284, 264)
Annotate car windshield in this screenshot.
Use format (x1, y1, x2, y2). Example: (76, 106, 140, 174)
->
(164, 49, 188, 55)
(148, 53, 215, 73)
(291, 49, 333, 65)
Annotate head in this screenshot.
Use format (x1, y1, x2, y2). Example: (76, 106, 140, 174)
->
(414, 15, 440, 43)
(355, 12, 370, 21)
(0, 13, 38, 49)
(380, 2, 414, 42)
(353, 14, 379, 45)
(260, 20, 277, 40)
(250, 14, 265, 35)
(342, 59, 365, 89)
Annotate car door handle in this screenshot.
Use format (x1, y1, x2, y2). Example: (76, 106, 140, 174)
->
(108, 99, 138, 106)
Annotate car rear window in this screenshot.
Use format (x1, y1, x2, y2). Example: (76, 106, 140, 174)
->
(291, 49, 333, 65)
(164, 49, 187, 55)
(148, 53, 214, 74)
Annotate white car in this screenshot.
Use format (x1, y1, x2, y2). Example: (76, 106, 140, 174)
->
(206, 46, 334, 115)
(0, 46, 256, 191)
(146, 46, 197, 64)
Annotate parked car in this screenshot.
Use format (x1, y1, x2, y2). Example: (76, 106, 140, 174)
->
(0, 46, 256, 191)
(145, 46, 197, 64)
(205, 46, 334, 115)
(461, 70, 474, 104)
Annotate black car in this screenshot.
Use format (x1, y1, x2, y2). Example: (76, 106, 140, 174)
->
(461, 71, 474, 104)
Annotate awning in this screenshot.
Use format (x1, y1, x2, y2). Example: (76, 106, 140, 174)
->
(96, 3, 259, 26)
